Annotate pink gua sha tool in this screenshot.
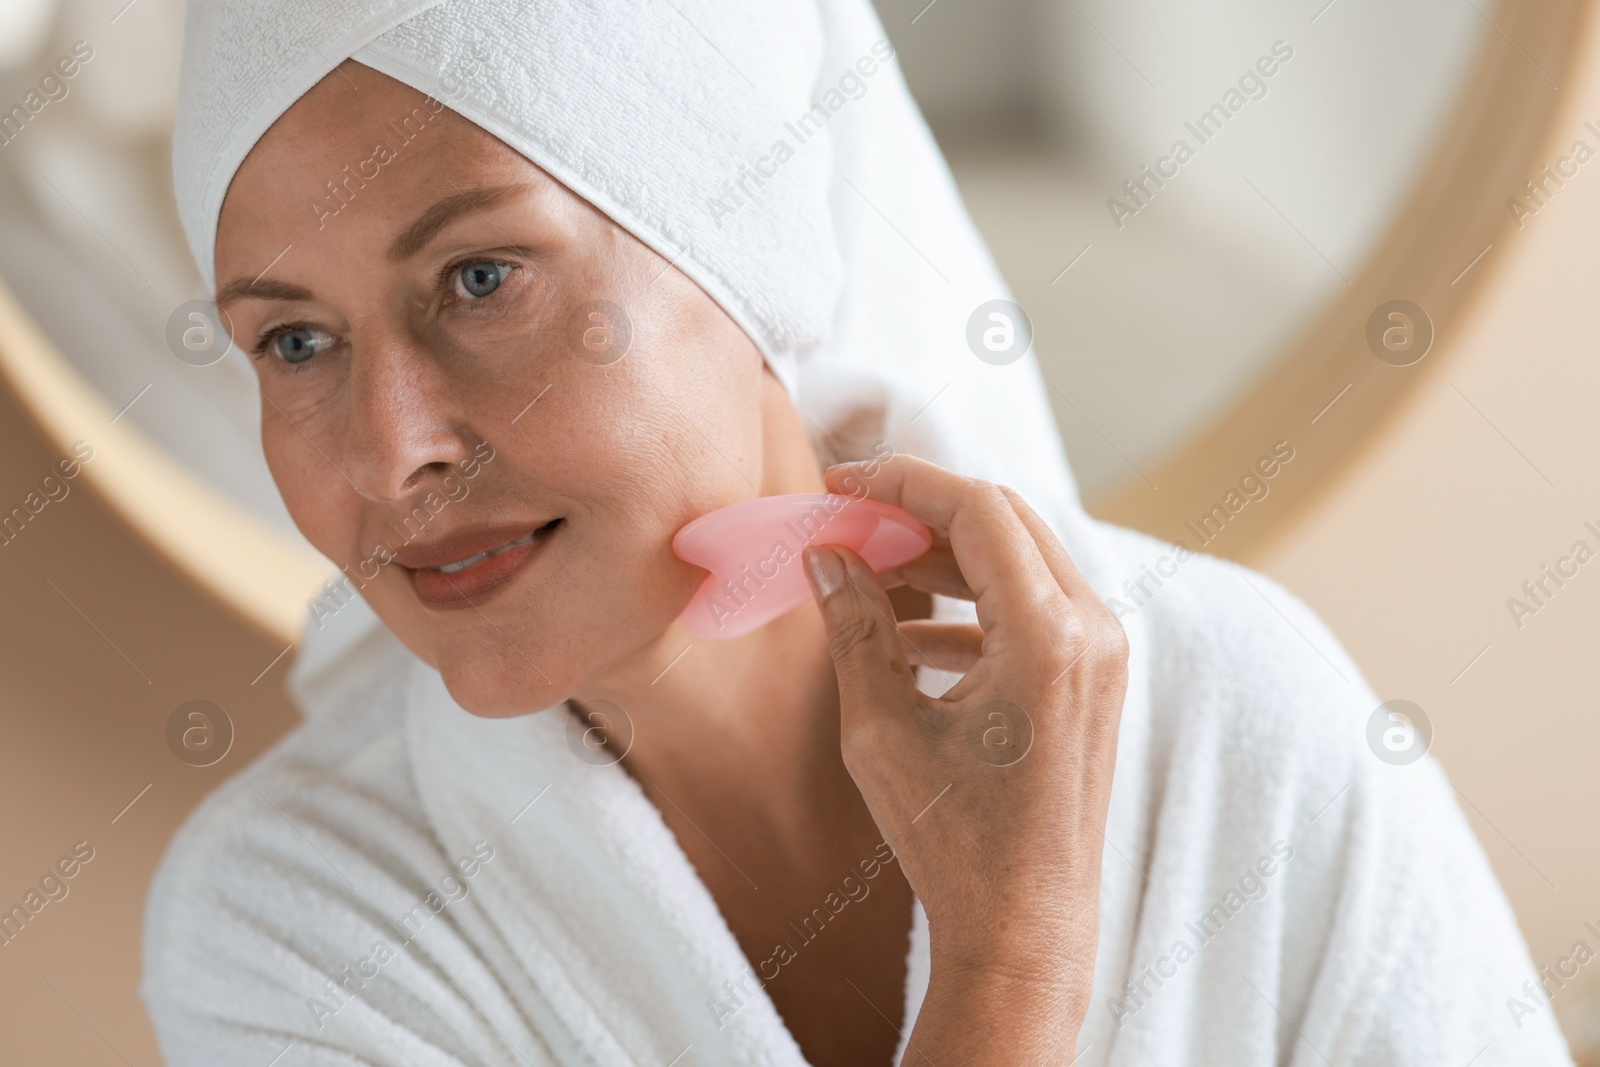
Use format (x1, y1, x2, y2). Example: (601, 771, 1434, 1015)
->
(673, 493, 933, 640)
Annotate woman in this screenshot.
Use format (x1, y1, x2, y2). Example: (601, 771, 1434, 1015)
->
(143, 0, 1570, 1064)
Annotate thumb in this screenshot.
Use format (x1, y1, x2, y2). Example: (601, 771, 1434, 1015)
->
(803, 544, 917, 713)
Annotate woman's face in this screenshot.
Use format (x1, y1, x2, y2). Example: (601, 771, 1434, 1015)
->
(216, 62, 797, 716)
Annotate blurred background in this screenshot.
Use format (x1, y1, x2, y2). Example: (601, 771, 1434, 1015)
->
(2, 0, 1598, 1060)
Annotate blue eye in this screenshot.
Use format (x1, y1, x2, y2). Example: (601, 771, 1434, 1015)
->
(456, 261, 508, 299)
(270, 327, 334, 364)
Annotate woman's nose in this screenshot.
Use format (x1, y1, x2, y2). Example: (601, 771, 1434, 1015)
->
(341, 326, 475, 502)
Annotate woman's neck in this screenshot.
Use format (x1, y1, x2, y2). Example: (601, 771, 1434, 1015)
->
(582, 603, 849, 856)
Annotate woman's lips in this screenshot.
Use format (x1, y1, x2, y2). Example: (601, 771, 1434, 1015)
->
(401, 520, 561, 609)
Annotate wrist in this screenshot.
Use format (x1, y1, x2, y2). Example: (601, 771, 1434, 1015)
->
(928, 901, 1098, 994)
(906, 917, 1096, 1063)
(928, 945, 1095, 1027)
(911, 964, 1088, 1064)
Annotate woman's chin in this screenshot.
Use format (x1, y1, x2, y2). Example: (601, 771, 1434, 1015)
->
(443, 673, 568, 719)
(420, 594, 698, 717)
(436, 653, 571, 719)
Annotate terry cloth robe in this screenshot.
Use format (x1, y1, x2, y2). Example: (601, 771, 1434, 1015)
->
(141, 530, 1575, 1066)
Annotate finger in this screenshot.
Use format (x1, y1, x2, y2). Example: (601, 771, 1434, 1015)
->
(827, 454, 1063, 637)
(824, 453, 968, 538)
(803, 544, 919, 716)
(896, 620, 983, 673)
(881, 546, 975, 602)
(995, 488, 1129, 688)
(995, 486, 1098, 604)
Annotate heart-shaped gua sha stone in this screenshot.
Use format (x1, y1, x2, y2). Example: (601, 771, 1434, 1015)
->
(673, 493, 933, 640)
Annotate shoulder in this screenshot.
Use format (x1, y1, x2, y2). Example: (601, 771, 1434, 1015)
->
(147, 623, 422, 894)
(140, 619, 554, 1064)
(1098, 523, 1369, 775)
(139, 634, 446, 1056)
(1092, 523, 1570, 1063)
(1094, 521, 1457, 869)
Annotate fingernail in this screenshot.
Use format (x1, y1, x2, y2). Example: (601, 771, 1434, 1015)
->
(804, 546, 845, 600)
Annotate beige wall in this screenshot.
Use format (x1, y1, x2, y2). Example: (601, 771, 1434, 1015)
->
(1252, 16, 1600, 1042)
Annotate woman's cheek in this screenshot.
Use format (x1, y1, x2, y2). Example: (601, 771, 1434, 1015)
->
(260, 368, 346, 431)
(266, 427, 357, 561)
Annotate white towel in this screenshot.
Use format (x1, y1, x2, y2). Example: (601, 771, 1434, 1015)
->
(146, 0, 1576, 1063)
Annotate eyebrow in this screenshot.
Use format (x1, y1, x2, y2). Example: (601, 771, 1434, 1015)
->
(214, 277, 314, 310)
(213, 183, 532, 308)
(385, 183, 529, 262)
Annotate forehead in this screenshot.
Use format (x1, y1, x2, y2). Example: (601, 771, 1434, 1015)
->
(215, 62, 540, 272)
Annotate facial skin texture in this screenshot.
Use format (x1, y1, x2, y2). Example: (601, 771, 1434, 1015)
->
(216, 62, 822, 717)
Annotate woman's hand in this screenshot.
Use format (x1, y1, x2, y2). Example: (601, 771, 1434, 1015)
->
(802, 454, 1129, 1062)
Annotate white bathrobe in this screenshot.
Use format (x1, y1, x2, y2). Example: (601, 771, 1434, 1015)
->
(145, 0, 1575, 1063)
